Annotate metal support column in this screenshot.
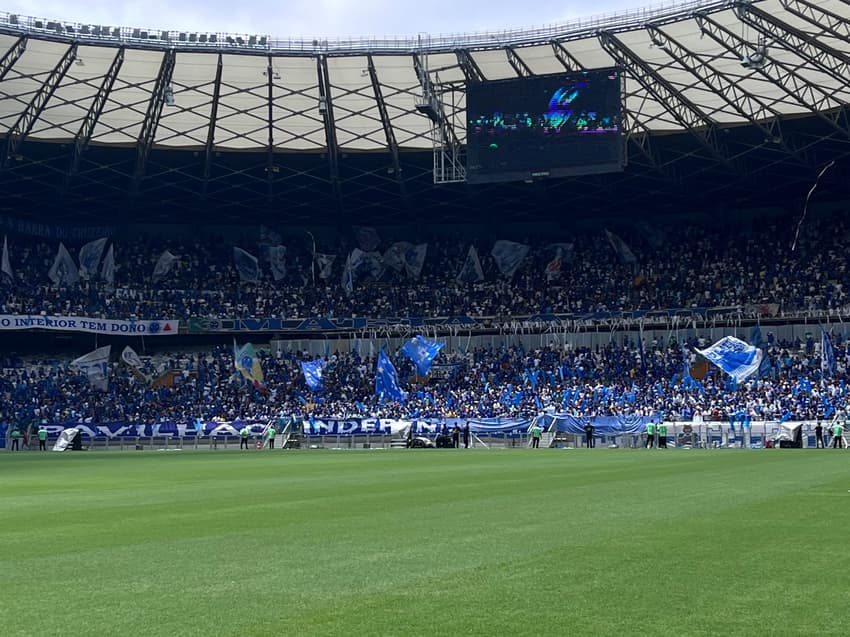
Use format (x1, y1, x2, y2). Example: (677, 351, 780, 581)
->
(3, 42, 77, 167)
(131, 49, 176, 194)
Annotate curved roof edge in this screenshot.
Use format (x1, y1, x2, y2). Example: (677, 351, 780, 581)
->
(0, 1, 731, 56)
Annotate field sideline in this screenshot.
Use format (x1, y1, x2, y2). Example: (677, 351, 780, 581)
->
(1, 449, 849, 636)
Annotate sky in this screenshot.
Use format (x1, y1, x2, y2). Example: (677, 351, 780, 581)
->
(2, 0, 649, 38)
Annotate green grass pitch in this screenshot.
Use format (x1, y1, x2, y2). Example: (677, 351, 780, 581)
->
(2, 448, 849, 636)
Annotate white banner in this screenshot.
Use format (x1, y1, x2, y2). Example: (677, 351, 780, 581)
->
(0, 315, 179, 335)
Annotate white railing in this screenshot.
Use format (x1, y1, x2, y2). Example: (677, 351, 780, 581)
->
(0, 1, 732, 55)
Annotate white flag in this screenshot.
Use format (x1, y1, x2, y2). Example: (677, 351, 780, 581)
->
(121, 345, 144, 369)
(341, 252, 355, 295)
(604, 230, 638, 264)
(78, 237, 108, 280)
(101, 244, 115, 286)
(152, 250, 180, 283)
(48, 243, 79, 286)
(316, 253, 336, 280)
(71, 345, 111, 391)
(404, 243, 428, 279)
(491, 240, 530, 278)
(457, 246, 484, 283)
(268, 245, 287, 281)
(382, 242, 411, 273)
(233, 247, 259, 283)
(1, 235, 12, 283)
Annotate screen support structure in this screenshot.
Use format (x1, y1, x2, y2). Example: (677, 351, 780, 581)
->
(413, 40, 466, 184)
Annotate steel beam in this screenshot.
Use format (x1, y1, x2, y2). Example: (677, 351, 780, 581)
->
(3, 43, 77, 168)
(454, 49, 485, 82)
(0, 35, 26, 83)
(694, 11, 850, 140)
(266, 55, 276, 200)
(781, 0, 850, 42)
(645, 24, 807, 168)
(317, 55, 341, 206)
(202, 53, 223, 198)
(66, 47, 124, 188)
(367, 54, 405, 197)
(550, 40, 584, 72)
(597, 30, 734, 168)
(735, 2, 850, 86)
(131, 49, 176, 194)
(505, 46, 533, 77)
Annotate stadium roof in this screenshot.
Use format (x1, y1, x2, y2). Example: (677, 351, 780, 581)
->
(0, 0, 848, 226)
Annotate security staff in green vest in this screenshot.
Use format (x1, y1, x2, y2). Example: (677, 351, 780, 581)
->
(10, 428, 21, 451)
(645, 421, 656, 448)
(531, 423, 542, 448)
(267, 425, 276, 450)
(832, 421, 844, 449)
(37, 426, 48, 451)
(239, 425, 251, 450)
(658, 422, 668, 448)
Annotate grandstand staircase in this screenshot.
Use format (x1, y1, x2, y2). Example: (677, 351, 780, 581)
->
(528, 432, 555, 448)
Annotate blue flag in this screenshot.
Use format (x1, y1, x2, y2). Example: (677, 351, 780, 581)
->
(696, 336, 764, 382)
(401, 335, 444, 376)
(822, 328, 836, 376)
(301, 359, 325, 391)
(375, 350, 406, 402)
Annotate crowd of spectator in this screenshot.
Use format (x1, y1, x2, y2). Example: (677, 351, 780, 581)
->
(1, 212, 849, 321)
(2, 333, 848, 428)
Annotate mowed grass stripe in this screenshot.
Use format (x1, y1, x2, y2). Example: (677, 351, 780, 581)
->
(1, 450, 848, 636)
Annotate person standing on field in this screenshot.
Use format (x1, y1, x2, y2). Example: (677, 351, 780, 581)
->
(584, 422, 594, 449)
(531, 423, 542, 448)
(658, 422, 668, 448)
(815, 421, 824, 449)
(239, 425, 250, 450)
(10, 428, 20, 451)
(38, 426, 48, 451)
(463, 422, 470, 449)
(267, 424, 276, 449)
(645, 421, 656, 448)
(832, 420, 844, 449)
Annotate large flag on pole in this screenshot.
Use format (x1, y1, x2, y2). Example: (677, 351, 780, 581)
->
(78, 237, 108, 280)
(121, 345, 148, 382)
(233, 340, 264, 388)
(268, 245, 287, 281)
(821, 328, 836, 376)
(152, 250, 180, 283)
(604, 230, 638, 264)
(375, 350, 406, 402)
(696, 336, 764, 382)
(100, 244, 115, 286)
(48, 243, 79, 286)
(301, 359, 325, 391)
(457, 245, 484, 283)
(401, 335, 445, 376)
(316, 253, 336, 280)
(70, 345, 111, 391)
(491, 240, 530, 277)
(1, 235, 13, 283)
(233, 247, 260, 283)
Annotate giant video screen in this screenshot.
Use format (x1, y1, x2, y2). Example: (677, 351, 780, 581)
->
(466, 68, 623, 184)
